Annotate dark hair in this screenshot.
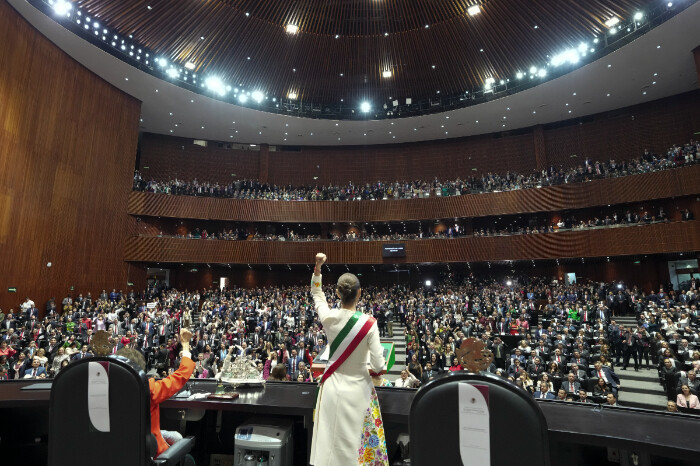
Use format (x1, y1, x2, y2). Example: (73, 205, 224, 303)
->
(336, 273, 360, 305)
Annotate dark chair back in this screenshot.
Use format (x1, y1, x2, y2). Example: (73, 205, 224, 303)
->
(410, 372, 550, 466)
(49, 356, 152, 466)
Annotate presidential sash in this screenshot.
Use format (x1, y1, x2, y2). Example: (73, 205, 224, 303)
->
(319, 310, 375, 384)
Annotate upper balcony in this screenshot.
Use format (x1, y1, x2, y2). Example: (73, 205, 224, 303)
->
(128, 164, 700, 223)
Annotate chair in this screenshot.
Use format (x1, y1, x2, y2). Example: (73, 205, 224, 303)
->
(49, 356, 194, 466)
(410, 371, 550, 466)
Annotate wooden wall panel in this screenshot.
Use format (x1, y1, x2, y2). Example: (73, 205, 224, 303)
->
(139, 134, 260, 184)
(138, 91, 700, 187)
(128, 164, 700, 222)
(545, 92, 700, 170)
(124, 221, 700, 264)
(0, 2, 140, 312)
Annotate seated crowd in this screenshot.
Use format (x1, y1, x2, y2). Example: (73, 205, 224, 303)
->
(0, 276, 698, 414)
(133, 141, 700, 201)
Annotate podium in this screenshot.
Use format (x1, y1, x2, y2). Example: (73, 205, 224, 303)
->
(311, 341, 396, 379)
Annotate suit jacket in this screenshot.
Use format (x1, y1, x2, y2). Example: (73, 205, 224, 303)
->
(533, 391, 555, 400)
(561, 380, 581, 394)
(590, 367, 620, 388)
(676, 394, 700, 409)
(23, 366, 47, 378)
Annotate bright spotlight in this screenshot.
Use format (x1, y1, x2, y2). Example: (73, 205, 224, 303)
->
(166, 68, 180, 78)
(184, 62, 196, 70)
(251, 91, 264, 102)
(604, 17, 620, 28)
(425, 280, 432, 287)
(516, 72, 524, 79)
(506, 280, 513, 286)
(529, 66, 537, 74)
(617, 283, 623, 289)
(667, 2, 673, 7)
(157, 57, 168, 67)
(551, 49, 579, 67)
(287, 91, 298, 100)
(52, 0, 72, 16)
(609, 27, 617, 35)
(360, 101, 371, 113)
(467, 5, 481, 16)
(286, 24, 299, 34)
(634, 12, 644, 21)
(205, 76, 227, 96)
(382, 70, 392, 78)
(537, 68, 547, 78)
(238, 94, 248, 103)
(577, 42, 588, 53)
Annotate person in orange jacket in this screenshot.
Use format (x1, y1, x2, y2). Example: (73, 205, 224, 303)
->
(118, 328, 195, 456)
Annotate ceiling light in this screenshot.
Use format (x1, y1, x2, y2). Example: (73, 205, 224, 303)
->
(360, 102, 371, 113)
(251, 90, 264, 102)
(529, 66, 537, 74)
(166, 68, 179, 78)
(157, 57, 167, 67)
(516, 72, 524, 79)
(238, 94, 248, 103)
(335, 34, 340, 39)
(286, 24, 299, 34)
(634, 12, 644, 21)
(467, 5, 481, 16)
(287, 91, 298, 100)
(185, 62, 196, 70)
(52, 0, 72, 16)
(382, 70, 392, 78)
(667, 2, 673, 7)
(551, 49, 579, 66)
(605, 17, 620, 28)
(609, 27, 617, 35)
(205, 76, 227, 96)
(537, 69, 547, 78)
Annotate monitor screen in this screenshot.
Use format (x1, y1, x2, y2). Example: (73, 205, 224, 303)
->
(382, 243, 406, 257)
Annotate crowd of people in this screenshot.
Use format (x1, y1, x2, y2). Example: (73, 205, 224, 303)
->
(142, 204, 693, 243)
(133, 141, 700, 201)
(1, 275, 698, 413)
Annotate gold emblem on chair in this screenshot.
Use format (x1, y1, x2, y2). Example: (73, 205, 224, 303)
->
(456, 338, 494, 372)
(92, 330, 113, 356)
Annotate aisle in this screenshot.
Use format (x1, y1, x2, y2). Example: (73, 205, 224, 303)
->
(613, 316, 668, 410)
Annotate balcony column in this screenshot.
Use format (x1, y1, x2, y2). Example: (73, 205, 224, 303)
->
(259, 144, 270, 185)
(533, 125, 547, 172)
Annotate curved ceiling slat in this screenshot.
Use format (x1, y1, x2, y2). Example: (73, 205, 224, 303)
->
(76, 0, 654, 103)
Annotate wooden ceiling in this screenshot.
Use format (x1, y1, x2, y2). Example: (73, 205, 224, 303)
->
(77, 0, 653, 104)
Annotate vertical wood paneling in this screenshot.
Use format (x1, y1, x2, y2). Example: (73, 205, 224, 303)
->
(0, 2, 140, 312)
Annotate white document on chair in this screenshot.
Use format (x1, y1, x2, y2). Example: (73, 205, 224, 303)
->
(88, 362, 110, 432)
(458, 383, 490, 465)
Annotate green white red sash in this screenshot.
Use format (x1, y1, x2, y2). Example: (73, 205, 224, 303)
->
(320, 311, 375, 384)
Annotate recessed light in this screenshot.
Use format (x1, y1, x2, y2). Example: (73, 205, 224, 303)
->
(431, 65, 436, 69)
(335, 34, 340, 39)
(607, 93, 611, 97)
(245, 12, 250, 17)
(147, 5, 152, 10)
(200, 36, 204, 40)
(657, 45, 661, 49)
(169, 112, 173, 116)
(286, 24, 299, 34)
(384, 32, 389, 36)
(534, 25, 538, 29)
(468, 5, 481, 16)
(607, 64, 612, 68)
(125, 77, 129, 81)
(425, 24, 429, 28)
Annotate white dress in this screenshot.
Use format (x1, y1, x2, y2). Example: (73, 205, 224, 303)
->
(309, 274, 388, 466)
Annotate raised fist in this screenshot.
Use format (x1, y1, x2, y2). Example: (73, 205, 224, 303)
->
(315, 253, 327, 265)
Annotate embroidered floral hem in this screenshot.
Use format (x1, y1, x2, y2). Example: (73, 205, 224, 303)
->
(358, 387, 389, 465)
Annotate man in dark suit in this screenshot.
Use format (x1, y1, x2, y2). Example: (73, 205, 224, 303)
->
(533, 382, 555, 400)
(591, 361, 621, 397)
(491, 337, 506, 369)
(421, 362, 437, 385)
(72, 344, 94, 361)
(561, 373, 581, 395)
(24, 357, 47, 379)
(286, 348, 304, 376)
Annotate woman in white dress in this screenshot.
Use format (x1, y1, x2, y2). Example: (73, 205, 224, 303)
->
(310, 253, 388, 466)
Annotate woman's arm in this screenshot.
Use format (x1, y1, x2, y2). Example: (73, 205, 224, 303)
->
(310, 253, 330, 318)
